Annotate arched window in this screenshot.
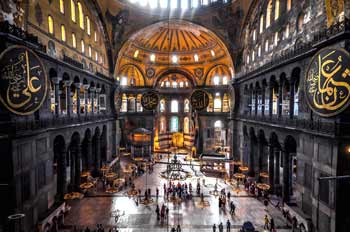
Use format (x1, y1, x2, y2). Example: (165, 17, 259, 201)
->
(266, 0, 272, 28)
(77, 2, 84, 29)
(160, 117, 167, 133)
(121, 94, 127, 112)
(48, 16, 54, 34)
(94, 31, 97, 42)
(72, 33, 76, 48)
(160, 99, 166, 112)
(60, 0, 65, 14)
(171, 100, 178, 113)
(170, 116, 179, 132)
(160, 0, 168, 8)
(184, 117, 190, 134)
(184, 99, 190, 112)
(172, 81, 177, 88)
(61, 25, 66, 41)
(136, 94, 143, 112)
(86, 16, 91, 35)
(287, 0, 292, 11)
(264, 85, 270, 115)
(192, 0, 199, 8)
(294, 81, 299, 116)
(120, 76, 127, 86)
(81, 40, 85, 53)
(265, 40, 269, 52)
(170, 0, 177, 9)
(214, 120, 222, 128)
(213, 76, 220, 85)
(223, 94, 230, 112)
(88, 45, 92, 57)
(70, 0, 76, 22)
(223, 76, 228, 85)
(272, 85, 278, 115)
(282, 81, 290, 116)
(275, 0, 280, 20)
(260, 15, 264, 33)
(214, 93, 222, 112)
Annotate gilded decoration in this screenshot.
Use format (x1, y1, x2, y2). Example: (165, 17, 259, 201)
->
(190, 90, 209, 111)
(141, 91, 159, 111)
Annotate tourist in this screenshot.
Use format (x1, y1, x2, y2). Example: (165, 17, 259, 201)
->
(226, 220, 231, 232)
(176, 224, 181, 232)
(218, 222, 224, 232)
(166, 206, 169, 218)
(155, 205, 160, 220)
(227, 191, 231, 200)
(212, 224, 217, 232)
(270, 218, 275, 231)
(264, 215, 270, 230)
(84, 227, 91, 232)
(230, 201, 235, 214)
(156, 188, 159, 198)
(171, 227, 176, 232)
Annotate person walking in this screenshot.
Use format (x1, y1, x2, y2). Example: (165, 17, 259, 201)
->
(171, 227, 176, 232)
(264, 214, 270, 230)
(176, 225, 181, 232)
(226, 220, 231, 232)
(269, 218, 275, 231)
(155, 205, 160, 220)
(212, 224, 217, 232)
(218, 222, 224, 232)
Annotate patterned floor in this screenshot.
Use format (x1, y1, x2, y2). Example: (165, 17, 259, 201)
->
(63, 154, 292, 231)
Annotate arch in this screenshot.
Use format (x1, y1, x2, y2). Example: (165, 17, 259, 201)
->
(205, 64, 232, 86)
(49, 68, 58, 78)
(154, 69, 196, 88)
(118, 64, 145, 86)
(214, 120, 222, 128)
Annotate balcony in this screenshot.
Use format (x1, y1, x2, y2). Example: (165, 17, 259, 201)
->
(238, 114, 339, 136)
(13, 114, 113, 133)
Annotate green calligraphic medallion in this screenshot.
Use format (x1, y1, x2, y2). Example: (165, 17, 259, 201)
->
(0, 46, 48, 115)
(190, 89, 209, 111)
(141, 91, 159, 111)
(305, 47, 350, 117)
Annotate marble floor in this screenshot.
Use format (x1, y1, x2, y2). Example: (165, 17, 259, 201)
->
(63, 154, 292, 231)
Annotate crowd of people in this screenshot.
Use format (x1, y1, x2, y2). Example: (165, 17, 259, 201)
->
(212, 220, 232, 232)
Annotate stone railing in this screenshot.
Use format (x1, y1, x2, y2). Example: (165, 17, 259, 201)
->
(238, 19, 350, 79)
(238, 114, 337, 135)
(13, 114, 114, 132)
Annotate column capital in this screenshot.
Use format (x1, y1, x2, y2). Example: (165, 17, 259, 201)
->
(90, 87, 96, 92)
(74, 82, 82, 88)
(63, 80, 73, 87)
(83, 84, 90, 90)
(52, 77, 62, 84)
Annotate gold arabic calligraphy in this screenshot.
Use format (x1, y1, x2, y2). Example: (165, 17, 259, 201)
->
(307, 49, 350, 114)
(141, 92, 158, 110)
(191, 90, 209, 110)
(0, 48, 44, 114)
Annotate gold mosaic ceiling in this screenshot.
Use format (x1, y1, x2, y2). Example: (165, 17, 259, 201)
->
(116, 20, 234, 86)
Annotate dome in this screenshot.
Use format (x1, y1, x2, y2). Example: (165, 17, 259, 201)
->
(116, 20, 234, 86)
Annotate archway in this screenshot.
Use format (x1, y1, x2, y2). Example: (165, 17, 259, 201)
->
(283, 135, 297, 203)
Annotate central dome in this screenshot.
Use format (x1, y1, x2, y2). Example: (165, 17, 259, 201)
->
(130, 20, 218, 53)
(115, 20, 234, 87)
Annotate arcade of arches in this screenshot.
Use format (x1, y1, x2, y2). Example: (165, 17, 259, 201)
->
(1, 0, 350, 232)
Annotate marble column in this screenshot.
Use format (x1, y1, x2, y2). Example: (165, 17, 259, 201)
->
(75, 83, 82, 117)
(96, 87, 101, 114)
(268, 85, 273, 117)
(57, 146, 67, 199)
(87, 138, 93, 170)
(248, 137, 255, 177)
(277, 83, 283, 118)
(289, 80, 295, 119)
(274, 149, 280, 186)
(64, 80, 73, 116)
(268, 145, 275, 191)
(71, 143, 81, 190)
(52, 77, 61, 117)
(257, 139, 264, 176)
(282, 151, 291, 203)
(83, 84, 90, 116)
(90, 87, 96, 114)
(94, 135, 101, 169)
